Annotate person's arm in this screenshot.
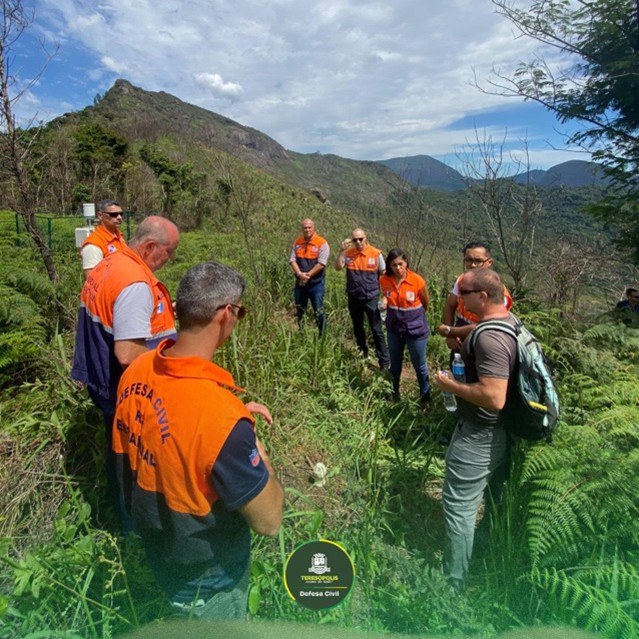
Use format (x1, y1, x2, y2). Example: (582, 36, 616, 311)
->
(433, 372, 509, 411)
(305, 241, 329, 279)
(245, 401, 273, 425)
(377, 253, 386, 275)
(212, 419, 284, 537)
(443, 292, 458, 325)
(419, 285, 429, 312)
(114, 339, 148, 368)
(433, 327, 514, 410)
(305, 262, 325, 279)
(238, 439, 284, 536)
(112, 283, 154, 367)
(81, 244, 104, 280)
(335, 240, 351, 270)
(289, 246, 310, 286)
(437, 322, 475, 340)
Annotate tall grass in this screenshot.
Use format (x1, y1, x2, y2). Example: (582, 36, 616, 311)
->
(1, 228, 639, 638)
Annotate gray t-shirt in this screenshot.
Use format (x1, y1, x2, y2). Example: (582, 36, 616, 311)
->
(458, 313, 518, 426)
(113, 282, 154, 341)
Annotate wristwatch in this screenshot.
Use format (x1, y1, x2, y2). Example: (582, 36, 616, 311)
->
(442, 325, 451, 336)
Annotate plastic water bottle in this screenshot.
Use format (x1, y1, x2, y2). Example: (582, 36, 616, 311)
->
(440, 371, 457, 412)
(452, 353, 466, 382)
(377, 300, 387, 321)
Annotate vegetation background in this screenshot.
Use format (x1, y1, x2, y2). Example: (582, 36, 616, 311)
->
(1, 0, 639, 634)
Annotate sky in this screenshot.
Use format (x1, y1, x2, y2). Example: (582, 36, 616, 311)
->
(11, 0, 591, 171)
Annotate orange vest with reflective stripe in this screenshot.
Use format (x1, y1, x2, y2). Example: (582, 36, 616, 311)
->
(81, 224, 126, 257)
(71, 246, 175, 400)
(292, 233, 328, 285)
(380, 269, 429, 338)
(81, 246, 174, 337)
(113, 343, 254, 516)
(344, 245, 382, 299)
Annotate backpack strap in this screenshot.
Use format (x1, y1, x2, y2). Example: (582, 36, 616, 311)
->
(468, 316, 521, 357)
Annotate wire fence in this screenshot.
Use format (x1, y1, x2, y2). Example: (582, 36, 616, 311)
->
(2, 211, 134, 251)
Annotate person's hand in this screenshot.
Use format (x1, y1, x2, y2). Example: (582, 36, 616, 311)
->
(433, 370, 454, 392)
(437, 323, 449, 337)
(340, 239, 352, 251)
(446, 336, 461, 350)
(246, 401, 273, 425)
(298, 272, 310, 286)
(381, 298, 388, 311)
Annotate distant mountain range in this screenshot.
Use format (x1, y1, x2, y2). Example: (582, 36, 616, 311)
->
(43, 79, 609, 225)
(377, 155, 609, 191)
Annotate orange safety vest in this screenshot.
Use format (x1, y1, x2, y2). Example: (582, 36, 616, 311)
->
(81, 224, 126, 258)
(113, 342, 254, 517)
(71, 246, 175, 400)
(343, 245, 382, 300)
(380, 269, 430, 338)
(291, 233, 328, 285)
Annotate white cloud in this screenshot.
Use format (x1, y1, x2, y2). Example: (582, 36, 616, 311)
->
(27, 0, 588, 168)
(193, 73, 244, 99)
(101, 56, 129, 74)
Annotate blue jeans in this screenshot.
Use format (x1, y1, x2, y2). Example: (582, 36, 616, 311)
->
(294, 280, 326, 335)
(386, 331, 429, 397)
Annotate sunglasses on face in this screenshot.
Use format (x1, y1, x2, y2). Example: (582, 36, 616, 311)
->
(216, 303, 248, 320)
(464, 257, 489, 266)
(352, 237, 365, 242)
(458, 288, 484, 296)
(103, 211, 124, 218)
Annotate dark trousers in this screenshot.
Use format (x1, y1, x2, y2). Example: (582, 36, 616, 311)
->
(294, 280, 326, 335)
(347, 296, 390, 368)
(88, 387, 134, 535)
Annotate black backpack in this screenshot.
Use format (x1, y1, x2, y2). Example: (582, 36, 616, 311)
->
(469, 316, 560, 442)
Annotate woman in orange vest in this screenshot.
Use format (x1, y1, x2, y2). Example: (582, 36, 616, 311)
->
(380, 248, 431, 407)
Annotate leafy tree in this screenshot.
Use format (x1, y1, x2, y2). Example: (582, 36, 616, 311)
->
(139, 143, 206, 226)
(73, 122, 128, 203)
(0, 0, 58, 281)
(488, 0, 639, 261)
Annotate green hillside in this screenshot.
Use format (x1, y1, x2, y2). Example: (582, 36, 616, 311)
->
(1, 79, 639, 638)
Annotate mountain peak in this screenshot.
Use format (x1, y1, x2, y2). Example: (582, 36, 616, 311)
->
(90, 79, 289, 169)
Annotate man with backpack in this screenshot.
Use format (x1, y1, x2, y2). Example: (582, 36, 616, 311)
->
(433, 268, 521, 593)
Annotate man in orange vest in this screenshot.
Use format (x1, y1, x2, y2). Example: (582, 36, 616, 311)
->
(72, 215, 180, 532)
(113, 261, 284, 618)
(335, 228, 389, 369)
(80, 200, 127, 279)
(438, 241, 513, 349)
(289, 218, 330, 335)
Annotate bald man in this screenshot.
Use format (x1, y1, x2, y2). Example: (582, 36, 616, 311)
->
(289, 218, 330, 335)
(72, 215, 180, 532)
(335, 228, 389, 368)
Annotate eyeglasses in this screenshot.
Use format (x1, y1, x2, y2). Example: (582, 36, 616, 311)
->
(458, 288, 484, 296)
(464, 257, 489, 266)
(103, 211, 124, 218)
(352, 237, 365, 242)
(216, 303, 248, 320)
